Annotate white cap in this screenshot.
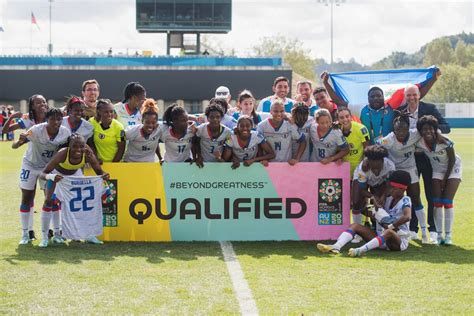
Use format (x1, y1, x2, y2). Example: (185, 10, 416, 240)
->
(215, 86, 230, 99)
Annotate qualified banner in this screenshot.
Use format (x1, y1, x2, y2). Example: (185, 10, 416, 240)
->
(87, 162, 351, 241)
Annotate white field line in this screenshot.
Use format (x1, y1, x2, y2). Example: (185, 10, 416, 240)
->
(219, 241, 259, 315)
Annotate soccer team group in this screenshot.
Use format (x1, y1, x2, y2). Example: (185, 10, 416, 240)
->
(3, 70, 462, 256)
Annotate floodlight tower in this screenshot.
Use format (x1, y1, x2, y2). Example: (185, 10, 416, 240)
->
(317, 0, 345, 69)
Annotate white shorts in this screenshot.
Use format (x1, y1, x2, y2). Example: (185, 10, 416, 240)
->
(383, 237, 409, 251)
(400, 167, 419, 184)
(19, 160, 45, 191)
(432, 158, 462, 180)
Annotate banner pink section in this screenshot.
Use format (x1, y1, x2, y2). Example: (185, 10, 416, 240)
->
(266, 162, 351, 240)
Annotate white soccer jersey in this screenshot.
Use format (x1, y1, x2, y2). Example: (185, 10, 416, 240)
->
(55, 176, 104, 240)
(309, 125, 348, 162)
(61, 117, 94, 141)
(24, 123, 71, 169)
(353, 157, 395, 187)
(196, 123, 231, 162)
(124, 124, 162, 162)
(159, 124, 195, 162)
(416, 136, 462, 175)
(291, 117, 314, 162)
(225, 131, 265, 161)
(383, 196, 411, 237)
(114, 102, 142, 128)
(257, 119, 304, 162)
(378, 129, 420, 170)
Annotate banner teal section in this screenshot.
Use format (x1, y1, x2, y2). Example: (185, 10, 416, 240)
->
(162, 163, 300, 241)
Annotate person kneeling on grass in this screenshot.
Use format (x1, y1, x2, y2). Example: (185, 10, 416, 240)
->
(317, 170, 412, 256)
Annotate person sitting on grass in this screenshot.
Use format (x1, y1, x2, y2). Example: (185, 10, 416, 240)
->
(317, 170, 412, 256)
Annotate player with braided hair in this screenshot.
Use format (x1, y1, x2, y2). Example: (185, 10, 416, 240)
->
(159, 103, 196, 163)
(378, 111, 430, 243)
(62, 96, 94, 141)
(13, 108, 70, 246)
(123, 98, 162, 162)
(416, 115, 462, 245)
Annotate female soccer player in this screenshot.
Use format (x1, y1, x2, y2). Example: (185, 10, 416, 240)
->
(38, 134, 109, 247)
(223, 116, 275, 169)
(123, 98, 162, 162)
(89, 99, 125, 163)
(310, 108, 349, 163)
(62, 96, 94, 141)
(337, 106, 370, 234)
(4, 95, 49, 240)
(194, 103, 231, 166)
(378, 112, 429, 243)
(257, 99, 306, 164)
(232, 90, 263, 128)
(291, 103, 314, 162)
(352, 145, 395, 224)
(416, 115, 462, 245)
(12, 108, 70, 245)
(160, 103, 196, 163)
(317, 170, 412, 256)
(114, 82, 146, 127)
(2, 94, 48, 135)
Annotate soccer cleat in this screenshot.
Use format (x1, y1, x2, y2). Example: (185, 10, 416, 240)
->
(444, 234, 453, 246)
(38, 239, 49, 248)
(85, 236, 104, 245)
(52, 236, 65, 244)
(409, 231, 420, 240)
(429, 231, 438, 243)
(317, 243, 340, 254)
(351, 235, 363, 244)
(437, 234, 445, 245)
(28, 230, 37, 241)
(19, 236, 30, 245)
(421, 234, 432, 244)
(348, 248, 362, 257)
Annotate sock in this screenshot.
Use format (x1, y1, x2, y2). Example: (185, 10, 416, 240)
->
(20, 204, 30, 236)
(352, 211, 362, 225)
(41, 207, 52, 240)
(52, 198, 61, 235)
(415, 205, 427, 234)
(52, 211, 61, 236)
(433, 206, 443, 235)
(333, 229, 355, 250)
(444, 207, 454, 236)
(28, 206, 34, 231)
(358, 235, 384, 254)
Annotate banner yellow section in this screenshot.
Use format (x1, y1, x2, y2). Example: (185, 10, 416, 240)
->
(85, 163, 171, 241)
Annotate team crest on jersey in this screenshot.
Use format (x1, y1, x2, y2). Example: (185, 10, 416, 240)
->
(99, 133, 105, 139)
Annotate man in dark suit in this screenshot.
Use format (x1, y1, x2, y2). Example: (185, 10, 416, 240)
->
(398, 84, 450, 243)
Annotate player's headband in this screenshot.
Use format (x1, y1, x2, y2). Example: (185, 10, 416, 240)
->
(389, 181, 408, 190)
(70, 97, 84, 105)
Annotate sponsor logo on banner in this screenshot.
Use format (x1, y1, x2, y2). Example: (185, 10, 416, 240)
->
(102, 179, 118, 227)
(318, 178, 343, 225)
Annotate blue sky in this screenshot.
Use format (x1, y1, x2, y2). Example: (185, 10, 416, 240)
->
(0, 0, 472, 65)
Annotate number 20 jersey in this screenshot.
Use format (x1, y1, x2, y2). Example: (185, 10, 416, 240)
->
(24, 123, 71, 169)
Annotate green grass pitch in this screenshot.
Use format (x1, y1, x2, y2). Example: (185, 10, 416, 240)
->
(0, 129, 473, 314)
